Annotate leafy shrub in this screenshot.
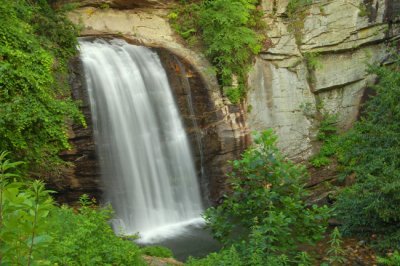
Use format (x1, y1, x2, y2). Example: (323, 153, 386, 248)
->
(0, 152, 145, 265)
(223, 86, 245, 105)
(304, 52, 322, 72)
(141, 245, 174, 258)
(187, 245, 243, 266)
(334, 53, 400, 250)
(0, 0, 83, 173)
(0, 152, 54, 265)
(186, 244, 293, 266)
(169, 2, 200, 43)
(323, 227, 347, 266)
(192, 130, 330, 264)
(310, 156, 331, 168)
(47, 198, 145, 265)
(377, 251, 400, 266)
(170, 0, 265, 103)
(310, 113, 339, 168)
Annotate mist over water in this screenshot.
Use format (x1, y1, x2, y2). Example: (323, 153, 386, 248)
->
(79, 39, 204, 243)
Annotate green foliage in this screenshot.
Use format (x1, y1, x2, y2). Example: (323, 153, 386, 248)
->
(47, 197, 145, 265)
(304, 52, 322, 84)
(99, 3, 110, 9)
(310, 113, 339, 168)
(0, 153, 145, 265)
(310, 156, 331, 168)
(192, 130, 330, 264)
(304, 52, 322, 72)
(287, 0, 312, 16)
(187, 245, 243, 266)
(0, 152, 53, 265)
(286, 0, 312, 46)
(296, 252, 313, 266)
(358, 3, 370, 17)
(187, 238, 305, 266)
(141, 245, 174, 258)
(223, 86, 245, 105)
(170, 0, 265, 103)
(324, 227, 347, 265)
(0, 0, 83, 173)
(169, 2, 200, 44)
(334, 53, 400, 251)
(377, 251, 400, 266)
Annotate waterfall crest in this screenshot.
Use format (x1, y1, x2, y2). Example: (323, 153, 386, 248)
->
(79, 39, 203, 242)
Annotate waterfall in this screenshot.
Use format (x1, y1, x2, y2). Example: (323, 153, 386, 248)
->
(173, 57, 209, 203)
(79, 39, 204, 243)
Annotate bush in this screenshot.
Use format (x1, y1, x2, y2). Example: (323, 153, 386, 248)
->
(0, 152, 145, 265)
(191, 130, 330, 265)
(334, 53, 400, 250)
(323, 227, 347, 265)
(0, 152, 54, 265)
(47, 198, 145, 265)
(0, 0, 84, 173)
(310, 113, 339, 168)
(141, 245, 174, 258)
(170, 0, 265, 103)
(377, 251, 400, 266)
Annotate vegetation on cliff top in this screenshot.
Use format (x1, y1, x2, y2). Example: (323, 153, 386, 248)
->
(169, 0, 265, 104)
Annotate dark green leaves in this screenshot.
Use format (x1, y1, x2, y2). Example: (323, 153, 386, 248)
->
(0, 153, 145, 265)
(334, 53, 400, 251)
(170, 0, 265, 103)
(197, 130, 330, 265)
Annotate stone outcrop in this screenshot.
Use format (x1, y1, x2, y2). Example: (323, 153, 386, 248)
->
(156, 48, 249, 205)
(58, 0, 399, 203)
(64, 5, 249, 204)
(248, 0, 400, 160)
(57, 57, 102, 204)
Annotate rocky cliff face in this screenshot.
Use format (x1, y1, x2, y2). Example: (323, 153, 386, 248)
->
(59, 0, 399, 203)
(249, 0, 399, 160)
(57, 57, 102, 204)
(64, 3, 249, 203)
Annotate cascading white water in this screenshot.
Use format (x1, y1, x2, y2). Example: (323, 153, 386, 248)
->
(79, 39, 204, 243)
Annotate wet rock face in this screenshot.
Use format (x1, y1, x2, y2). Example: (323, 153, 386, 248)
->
(54, 57, 102, 204)
(63, 1, 250, 204)
(156, 48, 249, 205)
(60, 44, 248, 205)
(59, 0, 399, 204)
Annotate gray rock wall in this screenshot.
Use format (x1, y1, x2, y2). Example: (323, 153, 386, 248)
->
(248, 0, 400, 160)
(64, 3, 250, 203)
(59, 0, 399, 203)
